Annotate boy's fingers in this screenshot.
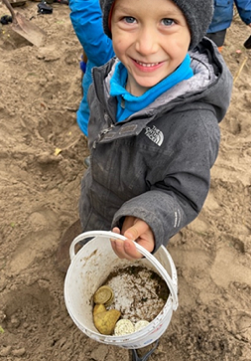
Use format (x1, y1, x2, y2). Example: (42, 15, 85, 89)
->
(124, 221, 154, 253)
(111, 228, 135, 259)
(124, 239, 143, 259)
(124, 219, 149, 241)
(111, 222, 153, 259)
(110, 227, 121, 242)
(111, 239, 135, 260)
(112, 227, 120, 234)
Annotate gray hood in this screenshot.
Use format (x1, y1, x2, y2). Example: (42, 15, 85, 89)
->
(98, 37, 232, 126)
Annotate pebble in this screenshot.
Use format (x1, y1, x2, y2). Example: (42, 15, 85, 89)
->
(0, 346, 12, 356)
(12, 348, 26, 357)
(0, 311, 6, 323)
(10, 317, 20, 328)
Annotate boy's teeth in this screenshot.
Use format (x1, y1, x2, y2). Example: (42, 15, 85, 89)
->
(136, 61, 159, 67)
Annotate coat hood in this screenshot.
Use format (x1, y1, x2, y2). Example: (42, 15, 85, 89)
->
(92, 37, 233, 126)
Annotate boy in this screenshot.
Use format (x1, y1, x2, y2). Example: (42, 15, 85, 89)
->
(77, 0, 233, 261)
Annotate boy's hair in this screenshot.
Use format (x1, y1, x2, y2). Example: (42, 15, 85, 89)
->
(99, 0, 214, 50)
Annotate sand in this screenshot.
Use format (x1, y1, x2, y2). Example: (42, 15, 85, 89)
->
(0, 2, 251, 360)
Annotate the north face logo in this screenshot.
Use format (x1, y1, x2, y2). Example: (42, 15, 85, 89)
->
(145, 125, 164, 146)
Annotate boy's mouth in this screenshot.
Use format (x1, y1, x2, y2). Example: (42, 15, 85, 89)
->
(131, 58, 164, 72)
(135, 60, 161, 67)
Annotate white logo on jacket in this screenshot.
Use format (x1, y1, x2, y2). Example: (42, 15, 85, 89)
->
(145, 126, 164, 146)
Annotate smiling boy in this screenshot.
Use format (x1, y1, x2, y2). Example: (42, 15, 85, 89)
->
(110, 0, 191, 95)
(78, 0, 233, 260)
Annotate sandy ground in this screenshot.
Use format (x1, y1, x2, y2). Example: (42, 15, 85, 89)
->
(0, 2, 251, 360)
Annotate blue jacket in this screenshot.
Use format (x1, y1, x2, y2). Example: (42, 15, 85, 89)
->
(69, 0, 115, 136)
(207, 0, 251, 33)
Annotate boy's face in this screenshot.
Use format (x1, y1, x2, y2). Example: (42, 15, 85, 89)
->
(111, 0, 191, 96)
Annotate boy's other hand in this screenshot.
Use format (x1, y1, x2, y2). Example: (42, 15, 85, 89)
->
(111, 216, 155, 260)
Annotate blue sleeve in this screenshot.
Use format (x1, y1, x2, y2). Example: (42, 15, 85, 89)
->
(69, 0, 115, 66)
(235, 0, 251, 24)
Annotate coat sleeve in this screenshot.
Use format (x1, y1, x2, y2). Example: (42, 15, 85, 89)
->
(69, 0, 114, 65)
(111, 109, 221, 252)
(235, 0, 251, 24)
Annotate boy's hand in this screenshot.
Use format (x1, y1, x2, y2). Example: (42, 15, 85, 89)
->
(111, 216, 155, 260)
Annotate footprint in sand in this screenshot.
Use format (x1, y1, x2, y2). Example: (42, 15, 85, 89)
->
(209, 239, 251, 289)
(8, 208, 60, 274)
(0, 284, 52, 352)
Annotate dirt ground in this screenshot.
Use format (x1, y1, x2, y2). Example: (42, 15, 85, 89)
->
(0, 2, 251, 360)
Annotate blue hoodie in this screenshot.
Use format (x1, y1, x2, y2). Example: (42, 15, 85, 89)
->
(69, 0, 115, 136)
(207, 0, 251, 33)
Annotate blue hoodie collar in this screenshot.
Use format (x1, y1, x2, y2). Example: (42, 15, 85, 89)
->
(110, 54, 193, 122)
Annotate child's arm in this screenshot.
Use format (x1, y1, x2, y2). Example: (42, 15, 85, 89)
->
(111, 217, 154, 260)
(69, 0, 114, 65)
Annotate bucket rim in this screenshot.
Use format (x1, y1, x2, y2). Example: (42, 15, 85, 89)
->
(69, 230, 178, 310)
(64, 230, 178, 345)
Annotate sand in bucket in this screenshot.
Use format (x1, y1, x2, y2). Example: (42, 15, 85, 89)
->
(64, 231, 178, 349)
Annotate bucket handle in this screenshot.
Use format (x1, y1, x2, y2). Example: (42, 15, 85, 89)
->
(69, 230, 178, 311)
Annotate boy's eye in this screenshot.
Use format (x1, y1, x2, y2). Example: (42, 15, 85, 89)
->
(161, 18, 175, 26)
(123, 16, 136, 24)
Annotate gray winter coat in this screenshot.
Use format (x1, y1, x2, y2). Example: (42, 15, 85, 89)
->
(79, 38, 233, 252)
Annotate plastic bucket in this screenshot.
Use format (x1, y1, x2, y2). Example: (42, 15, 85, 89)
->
(64, 231, 178, 349)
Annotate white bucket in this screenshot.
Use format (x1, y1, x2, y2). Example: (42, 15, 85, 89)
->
(64, 231, 178, 349)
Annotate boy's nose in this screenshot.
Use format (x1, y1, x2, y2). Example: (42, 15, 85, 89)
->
(135, 28, 158, 55)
